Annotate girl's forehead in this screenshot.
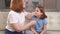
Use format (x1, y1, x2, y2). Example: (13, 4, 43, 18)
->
(35, 7, 40, 10)
(35, 8, 38, 10)
(36, 7, 40, 9)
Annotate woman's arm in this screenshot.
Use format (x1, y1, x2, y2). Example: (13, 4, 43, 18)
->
(40, 25, 47, 34)
(31, 25, 38, 34)
(11, 21, 36, 32)
(25, 12, 35, 19)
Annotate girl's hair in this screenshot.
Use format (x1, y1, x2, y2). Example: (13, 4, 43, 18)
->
(10, 0, 24, 12)
(36, 6, 47, 19)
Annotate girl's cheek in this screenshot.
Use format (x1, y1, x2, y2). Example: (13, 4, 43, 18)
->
(35, 12, 37, 14)
(40, 13, 43, 15)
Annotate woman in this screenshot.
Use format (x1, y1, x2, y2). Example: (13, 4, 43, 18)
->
(4, 0, 36, 34)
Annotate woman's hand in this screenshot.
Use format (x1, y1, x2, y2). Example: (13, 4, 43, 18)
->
(34, 32, 39, 34)
(26, 12, 33, 19)
(40, 30, 46, 34)
(30, 21, 36, 26)
(40, 32, 44, 34)
(32, 12, 35, 16)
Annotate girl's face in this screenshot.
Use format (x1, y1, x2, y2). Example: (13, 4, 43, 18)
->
(23, 0, 25, 9)
(34, 7, 43, 17)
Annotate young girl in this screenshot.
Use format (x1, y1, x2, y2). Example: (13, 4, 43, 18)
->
(4, 0, 36, 34)
(31, 6, 47, 34)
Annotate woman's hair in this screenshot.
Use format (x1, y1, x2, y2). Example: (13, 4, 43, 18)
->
(36, 6, 47, 19)
(10, 0, 24, 12)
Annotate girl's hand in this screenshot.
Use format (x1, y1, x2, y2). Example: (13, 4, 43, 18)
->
(40, 32, 44, 34)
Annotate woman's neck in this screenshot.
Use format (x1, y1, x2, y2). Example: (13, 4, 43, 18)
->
(19, 10, 24, 13)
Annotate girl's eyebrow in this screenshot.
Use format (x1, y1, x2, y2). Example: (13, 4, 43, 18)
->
(36, 10, 37, 11)
(35, 10, 37, 11)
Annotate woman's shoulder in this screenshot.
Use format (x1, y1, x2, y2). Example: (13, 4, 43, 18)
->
(9, 10, 17, 15)
(8, 10, 18, 16)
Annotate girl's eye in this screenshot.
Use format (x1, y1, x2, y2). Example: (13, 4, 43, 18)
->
(37, 10, 38, 12)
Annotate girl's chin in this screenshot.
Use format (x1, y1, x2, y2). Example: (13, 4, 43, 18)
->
(34, 15, 37, 17)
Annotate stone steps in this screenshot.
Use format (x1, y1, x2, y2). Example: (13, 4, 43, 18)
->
(0, 12, 60, 34)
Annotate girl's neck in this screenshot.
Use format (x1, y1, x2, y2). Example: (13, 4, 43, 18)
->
(36, 16, 40, 19)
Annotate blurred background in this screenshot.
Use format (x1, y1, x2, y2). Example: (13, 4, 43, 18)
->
(0, 0, 60, 34)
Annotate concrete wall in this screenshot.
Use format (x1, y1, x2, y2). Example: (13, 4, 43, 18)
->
(25, 0, 60, 12)
(0, 0, 5, 9)
(0, 0, 60, 12)
(57, 0, 60, 11)
(0, 12, 8, 34)
(44, 0, 57, 9)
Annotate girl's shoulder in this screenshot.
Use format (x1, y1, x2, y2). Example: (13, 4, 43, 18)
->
(43, 18, 47, 21)
(42, 18, 48, 24)
(32, 16, 38, 21)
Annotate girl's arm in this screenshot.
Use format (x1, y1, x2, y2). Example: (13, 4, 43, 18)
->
(31, 25, 38, 34)
(11, 21, 36, 32)
(40, 25, 47, 34)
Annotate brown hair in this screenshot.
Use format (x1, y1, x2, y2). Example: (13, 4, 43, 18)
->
(10, 0, 24, 12)
(36, 6, 47, 19)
